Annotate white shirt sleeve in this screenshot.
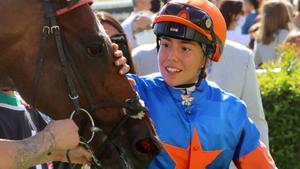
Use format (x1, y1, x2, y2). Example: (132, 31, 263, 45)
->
(240, 52, 269, 149)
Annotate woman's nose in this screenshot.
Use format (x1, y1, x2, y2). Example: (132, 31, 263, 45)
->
(167, 47, 179, 62)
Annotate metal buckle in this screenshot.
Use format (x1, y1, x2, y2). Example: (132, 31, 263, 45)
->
(50, 25, 60, 34)
(69, 94, 79, 100)
(42, 26, 51, 34)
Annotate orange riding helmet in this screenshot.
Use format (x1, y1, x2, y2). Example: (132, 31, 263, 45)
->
(153, 0, 227, 62)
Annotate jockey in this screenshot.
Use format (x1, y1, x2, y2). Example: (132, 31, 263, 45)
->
(127, 0, 277, 168)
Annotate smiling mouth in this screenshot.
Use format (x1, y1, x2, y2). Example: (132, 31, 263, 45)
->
(166, 66, 181, 73)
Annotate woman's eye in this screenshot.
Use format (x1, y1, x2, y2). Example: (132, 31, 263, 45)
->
(87, 46, 103, 57)
(161, 43, 169, 48)
(182, 47, 191, 52)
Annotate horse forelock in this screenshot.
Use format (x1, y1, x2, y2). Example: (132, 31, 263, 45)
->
(96, 19, 111, 41)
(55, 0, 94, 16)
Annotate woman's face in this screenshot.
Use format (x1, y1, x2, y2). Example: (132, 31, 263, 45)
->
(158, 37, 206, 87)
(243, 1, 254, 14)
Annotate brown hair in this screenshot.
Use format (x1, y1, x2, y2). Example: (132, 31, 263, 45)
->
(96, 11, 124, 34)
(96, 11, 136, 73)
(257, 0, 291, 44)
(219, 0, 244, 29)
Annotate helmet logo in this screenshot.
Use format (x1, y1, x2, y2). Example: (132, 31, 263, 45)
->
(170, 27, 179, 32)
(205, 18, 212, 29)
(178, 10, 189, 19)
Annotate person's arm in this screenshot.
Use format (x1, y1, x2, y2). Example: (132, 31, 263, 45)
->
(232, 107, 276, 169)
(241, 16, 251, 34)
(234, 142, 276, 169)
(240, 52, 269, 149)
(0, 119, 91, 169)
(253, 42, 263, 67)
(0, 43, 126, 169)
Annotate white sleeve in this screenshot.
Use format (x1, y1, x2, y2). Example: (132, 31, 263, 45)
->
(240, 51, 269, 149)
(253, 41, 262, 67)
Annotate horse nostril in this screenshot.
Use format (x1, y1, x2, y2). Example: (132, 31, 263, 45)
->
(135, 138, 161, 155)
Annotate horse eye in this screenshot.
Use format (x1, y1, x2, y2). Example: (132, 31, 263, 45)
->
(87, 46, 103, 58)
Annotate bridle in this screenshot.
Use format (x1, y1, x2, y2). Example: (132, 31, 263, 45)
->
(32, 0, 150, 168)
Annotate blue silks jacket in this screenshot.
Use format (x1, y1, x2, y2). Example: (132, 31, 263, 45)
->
(127, 73, 276, 169)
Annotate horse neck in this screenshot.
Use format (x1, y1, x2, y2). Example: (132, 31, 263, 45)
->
(0, 0, 45, 100)
(0, 0, 43, 53)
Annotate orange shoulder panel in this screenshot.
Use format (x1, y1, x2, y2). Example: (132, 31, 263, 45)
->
(234, 142, 277, 169)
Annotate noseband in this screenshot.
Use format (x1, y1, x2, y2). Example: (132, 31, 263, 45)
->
(32, 0, 149, 168)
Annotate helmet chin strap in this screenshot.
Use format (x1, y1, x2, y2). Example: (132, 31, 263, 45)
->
(176, 55, 208, 88)
(196, 65, 206, 87)
(196, 51, 209, 87)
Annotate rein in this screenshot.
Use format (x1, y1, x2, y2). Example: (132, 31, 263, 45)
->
(32, 0, 149, 168)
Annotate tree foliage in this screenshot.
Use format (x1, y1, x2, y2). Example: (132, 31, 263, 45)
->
(258, 44, 300, 169)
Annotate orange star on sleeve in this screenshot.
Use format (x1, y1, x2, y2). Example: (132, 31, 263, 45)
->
(161, 128, 223, 169)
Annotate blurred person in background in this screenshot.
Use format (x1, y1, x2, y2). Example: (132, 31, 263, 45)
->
(132, 43, 159, 75)
(131, 0, 171, 75)
(210, 0, 223, 7)
(150, 0, 161, 13)
(284, 30, 300, 56)
(0, 88, 91, 169)
(219, 0, 251, 46)
(207, 40, 270, 169)
(293, 0, 300, 29)
(207, 40, 269, 148)
(247, 15, 261, 49)
(121, 0, 156, 48)
(96, 11, 136, 73)
(242, 0, 260, 34)
(285, 0, 297, 29)
(254, 0, 292, 67)
(131, 11, 156, 48)
(0, 88, 50, 169)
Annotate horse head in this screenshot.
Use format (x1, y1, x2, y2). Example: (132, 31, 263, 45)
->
(0, 0, 160, 168)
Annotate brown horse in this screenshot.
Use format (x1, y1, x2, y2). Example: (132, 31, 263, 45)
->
(0, 0, 160, 168)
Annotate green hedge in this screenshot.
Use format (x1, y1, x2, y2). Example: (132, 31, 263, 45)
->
(257, 44, 300, 169)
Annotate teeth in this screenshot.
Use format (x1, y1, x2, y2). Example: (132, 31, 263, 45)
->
(166, 67, 180, 72)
